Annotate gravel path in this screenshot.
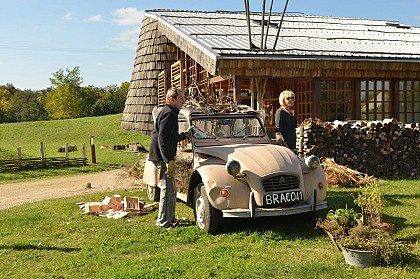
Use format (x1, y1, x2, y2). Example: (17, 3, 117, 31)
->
(0, 168, 144, 210)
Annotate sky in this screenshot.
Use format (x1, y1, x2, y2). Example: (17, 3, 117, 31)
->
(1, 0, 419, 91)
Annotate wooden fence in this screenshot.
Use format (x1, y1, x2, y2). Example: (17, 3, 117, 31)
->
(0, 142, 88, 172)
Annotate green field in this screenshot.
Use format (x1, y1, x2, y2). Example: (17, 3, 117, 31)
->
(0, 115, 419, 278)
(0, 181, 419, 278)
(0, 114, 150, 183)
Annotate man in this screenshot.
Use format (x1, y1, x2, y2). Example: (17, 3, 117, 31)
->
(148, 87, 187, 228)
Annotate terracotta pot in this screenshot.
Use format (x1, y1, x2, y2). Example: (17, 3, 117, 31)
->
(341, 247, 379, 267)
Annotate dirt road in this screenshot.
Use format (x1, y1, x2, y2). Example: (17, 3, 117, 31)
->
(0, 168, 144, 210)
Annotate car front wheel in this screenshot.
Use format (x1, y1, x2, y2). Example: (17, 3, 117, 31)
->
(194, 183, 223, 234)
(146, 184, 160, 202)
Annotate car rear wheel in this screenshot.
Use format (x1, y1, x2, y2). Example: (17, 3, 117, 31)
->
(146, 184, 160, 202)
(194, 183, 223, 234)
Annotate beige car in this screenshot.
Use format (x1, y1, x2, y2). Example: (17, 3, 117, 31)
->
(143, 105, 327, 234)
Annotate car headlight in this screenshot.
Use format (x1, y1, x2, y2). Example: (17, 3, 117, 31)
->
(226, 160, 241, 176)
(305, 155, 321, 170)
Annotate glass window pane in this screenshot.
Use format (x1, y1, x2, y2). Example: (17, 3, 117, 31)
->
(361, 81, 366, 91)
(407, 91, 412, 101)
(384, 104, 390, 113)
(360, 91, 366, 102)
(414, 113, 420, 123)
(321, 91, 327, 101)
(399, 113, 406, 122)
(414, 81, 420, 91)
(407, 81, 412, 90)
(337, 92, 344, 102)
(368, 91, 375, 101)
(345, 80, 352, 90)
(377, 81, 383, 90)
(369, 81, 375, 90)
(399, 92, 405, 102)
(329, 104, 336, 114)
(415, 92, 420, 102)
(377, 104, 383, 113)
(329, 80, 336, 89)
(384, 81, 390, 90)
(328, 92, 336, 102)
(384, 92, 390, 102)
(338, 80, 344, 90)
(347, 104, 352, 114)
(321, 80, 327, 90)
(399, 102, 405, 111)
(399, 81, 405, 90)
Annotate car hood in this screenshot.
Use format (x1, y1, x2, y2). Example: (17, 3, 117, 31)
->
(194, 144, 301, 176)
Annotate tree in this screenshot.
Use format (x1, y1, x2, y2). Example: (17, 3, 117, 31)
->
(45, 67, 98, 119)
(91, 82, 128, 116)
(0, 84, 14, 122)
(9, 90, 48, 122)
(49, 67, 83, 88)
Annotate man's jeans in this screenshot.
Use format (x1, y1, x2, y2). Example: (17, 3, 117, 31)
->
(155, 161, 177, 227)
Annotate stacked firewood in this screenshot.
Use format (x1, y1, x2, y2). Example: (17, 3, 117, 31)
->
(298, 118, 420, 179)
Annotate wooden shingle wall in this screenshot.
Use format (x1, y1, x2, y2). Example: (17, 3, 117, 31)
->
(121, 17, 177, 135)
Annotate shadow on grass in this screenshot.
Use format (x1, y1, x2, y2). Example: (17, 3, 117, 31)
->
(0, 243, 81, 252)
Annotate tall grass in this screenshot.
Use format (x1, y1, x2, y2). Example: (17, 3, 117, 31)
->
(0, 181, 419, 278)
(0, 114, 150, 183)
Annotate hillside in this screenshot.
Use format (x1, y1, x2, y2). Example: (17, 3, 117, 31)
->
(0, 114, 150, 182)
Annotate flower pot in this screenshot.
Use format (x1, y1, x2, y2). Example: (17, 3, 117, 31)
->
(341, 247, 379, 267)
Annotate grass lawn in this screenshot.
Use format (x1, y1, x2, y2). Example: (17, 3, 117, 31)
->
(0, 114, 150, 183)
(0, 180, 419, 278)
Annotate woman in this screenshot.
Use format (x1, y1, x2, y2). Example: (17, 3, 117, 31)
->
(275, 90, 297, 150)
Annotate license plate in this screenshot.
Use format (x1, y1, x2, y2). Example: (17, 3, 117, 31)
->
(263, 190, 303, 206)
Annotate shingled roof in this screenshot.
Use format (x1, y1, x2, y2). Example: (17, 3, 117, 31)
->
(122, 10, 420, 135)
(146, 9, 420, 74)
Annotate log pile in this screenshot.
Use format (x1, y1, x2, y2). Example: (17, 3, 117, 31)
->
(298, 119, 420, 179)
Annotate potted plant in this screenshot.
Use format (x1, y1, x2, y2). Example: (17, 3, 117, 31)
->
(354, 180, 394, 236)
(317, 180, 412, 267)
(316, 206, 361, 251)
(337, 222, 410, 267)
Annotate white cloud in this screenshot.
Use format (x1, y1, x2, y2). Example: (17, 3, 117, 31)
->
(113, 7, 143, 26)
(114, 28, 141, 49)
(63, 13, 74, 20)
(88, 15, 103, 22)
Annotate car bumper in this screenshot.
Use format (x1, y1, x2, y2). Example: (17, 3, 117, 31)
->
(222, 188, 327, 218)
(222, 201, 327, 218)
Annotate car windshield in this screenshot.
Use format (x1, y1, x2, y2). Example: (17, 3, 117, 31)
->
(191, 115, 265, 139)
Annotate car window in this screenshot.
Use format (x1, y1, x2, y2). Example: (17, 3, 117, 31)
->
(192, 116, 265, 139)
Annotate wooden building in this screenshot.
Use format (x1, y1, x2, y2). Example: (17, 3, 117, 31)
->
(121, 10, 420, 135)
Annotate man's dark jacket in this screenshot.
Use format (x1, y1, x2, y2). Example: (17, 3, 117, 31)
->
(148, 104, 186, 163)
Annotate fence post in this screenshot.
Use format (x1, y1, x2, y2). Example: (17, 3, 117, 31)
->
(17, 147, 22, 169)
(40, 142, 45, 167)
(90, 136, 96, 164)
(83, 143, 87, 164)
(65, 143, 69, 166)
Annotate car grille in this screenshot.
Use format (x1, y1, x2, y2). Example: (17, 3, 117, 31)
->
(262, 175, 300, 192)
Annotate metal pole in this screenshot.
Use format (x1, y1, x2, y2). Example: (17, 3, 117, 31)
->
(244, 0, 253, 49)
(264, 0, 275, 49)
(260, 0, 266, 49)
(273, 0, 290, 49)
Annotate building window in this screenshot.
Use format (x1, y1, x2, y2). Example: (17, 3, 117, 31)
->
(399, 80, 420, 123)
(320, 79, 353, 121)
(360, 80, 391, 121)
(296, 79, 312, 122)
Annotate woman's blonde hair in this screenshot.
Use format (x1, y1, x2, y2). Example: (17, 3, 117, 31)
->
(278, 90, 295, 107)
